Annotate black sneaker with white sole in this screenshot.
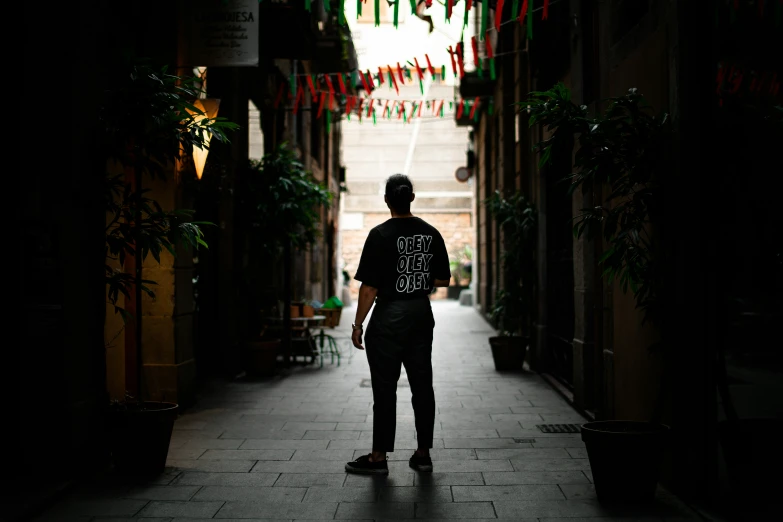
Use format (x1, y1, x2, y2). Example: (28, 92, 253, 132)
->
(345, 454, 389, 475)
(409, 452, 433, 472)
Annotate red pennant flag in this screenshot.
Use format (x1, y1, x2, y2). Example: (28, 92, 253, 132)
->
(495, 0, 505, 31)
(471, 36, 479, 66)
(359, 70, 370, 92)
(467, 0, 472, 10)
(417, 100, 424, 117)
(293, 82, 304, 114)
(456, 42, 466, 77)
(367, 70, 375, 89)
(457, 99, 464, 118)
(448, 46, 458, 76)
(397, 62, 405, 83)
(413, 58, 425, 80)
(469, 97, 480, 119)
(357, 97, 364, 116)
(398, 101, 405, 119)
(378, 67, 384, 84)
(337, 73, 347, 94)
(437, 100, 444, 116)
(274, 82, 285, 108)
(447, 0, 453, 20)
(325, 74, 335, 94)
(345, 95, 353, 116)
(317, 90, 326, 118)
(382, 100, 389, 117)
(425, 0, 432, 6)
(519, 0, 528, 25)
(329, 92, 335, 110)
(306, 75, 317, 97)
(542, 0, 549, 20)
(367, 99, 374, 117)
(425, 54, 436, 75)
(388, 64, 400, 93)
(485, 32, 494, 58)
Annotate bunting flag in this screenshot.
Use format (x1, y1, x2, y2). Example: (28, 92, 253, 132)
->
(527, 1, 533, 39)
(397, 62, 405, 83)
(457, 99, 464, 119)
(274, 82, 285, 109)
(337, 73, 346, 94)
(464, 0, 472, 28)
(375, 0, 380, 27)
(306, 75, 317, 97)
(359, 70, 370, 92)
(324, 74, 335, 95)
(425, 54, 436, 75)
(470, 97, 480, 120)
(456, 42, 466, 77)
(448, 46, 458, 76)
(519, 0, 528, 25)
(414, 57, 425, 94)
(378, 66, 384, 85)
(326, 108, 331, 134)
(409, 0, 417, 14)
(393, 0, 399, 27)
(357, 0, 362, 17)
(293, 81, 304, 114)
(389, 64, 400, 93)
(542, 0, 549, 20)
(481, 0, 488, 39)
(495, 0, 505, 31)
(305, 0, 311, 12)
(317, 89, 326, 118)
(471, 36, 479, 66)
(366, 69, 375, 89)
(447, 0, 454, 21)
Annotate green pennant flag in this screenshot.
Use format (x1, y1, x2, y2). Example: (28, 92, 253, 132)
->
(488, 98, 494, 115)
(527, 4, 533, 39)
(419, 78, 424, 95)
(464, 0, 470, 28)
(440, 102, 444, 118)
(373, 110, 377, 125)
(449, 101, 453, 110)
(358, 0, 362, 17)
(375, 0, 380, 27)
(512, 0, 518, 21)
(290, 75, 296, 97)
(410, 0, 417, 14)
(324, 0, 331, 13)
(441, 65, 446, 78)
(305, 0, 311, 12)
(326, 109, 332, 134)
(481, 0, 488, 39)
(394, 0, 399, 28)
(490, 58, 496, 80)
(339, 0, 345, 25)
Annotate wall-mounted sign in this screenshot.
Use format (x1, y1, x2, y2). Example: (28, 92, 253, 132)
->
(186, 0, 259, 67)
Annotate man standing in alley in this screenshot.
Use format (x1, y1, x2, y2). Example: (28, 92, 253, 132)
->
(345, 174, 451, 475)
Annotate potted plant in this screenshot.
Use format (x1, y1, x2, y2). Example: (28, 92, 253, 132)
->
(484, 191, 537, 371)
(447, 245, 472, 299)
(103, 62, 237, 475)
(524, 83, 669, 503)
(237, 144, 332, 374)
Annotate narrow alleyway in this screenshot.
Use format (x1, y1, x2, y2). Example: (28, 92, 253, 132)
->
(37, 301, 699, 521)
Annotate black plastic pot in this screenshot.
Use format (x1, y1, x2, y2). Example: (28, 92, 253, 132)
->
(581, 420, 670, 504)
(717, 418, 783, 501)
(489, 335, 528, 371)
(244, 338, 281, 377)
(108, 401, 178, 476)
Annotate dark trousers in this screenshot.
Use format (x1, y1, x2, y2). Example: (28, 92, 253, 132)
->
(365, 297, 436, 452)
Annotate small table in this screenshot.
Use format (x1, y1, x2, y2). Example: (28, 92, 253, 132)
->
(265, 315, 328, 366)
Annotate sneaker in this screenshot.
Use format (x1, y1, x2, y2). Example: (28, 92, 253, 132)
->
(409, 452, 433, 472)
(345, 454, 389, 475)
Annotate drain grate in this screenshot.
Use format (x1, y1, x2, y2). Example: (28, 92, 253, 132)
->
(536, 423, 582, 433)
(513, 438, 536, 443)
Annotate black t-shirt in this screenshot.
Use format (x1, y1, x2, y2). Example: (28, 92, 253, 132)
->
(354, 217, 451, 300)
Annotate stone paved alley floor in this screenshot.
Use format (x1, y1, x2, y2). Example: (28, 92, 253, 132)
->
(35, 300, 701, 521)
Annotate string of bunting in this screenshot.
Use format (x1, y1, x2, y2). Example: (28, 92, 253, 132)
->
(292, 0, 558, 40)
(275, 86, 495, 127)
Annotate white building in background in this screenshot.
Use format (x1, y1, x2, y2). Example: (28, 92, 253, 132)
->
(340, 2, 477, 301)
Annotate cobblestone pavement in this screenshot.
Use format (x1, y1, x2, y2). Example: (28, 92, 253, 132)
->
(36, 300, 700, 521)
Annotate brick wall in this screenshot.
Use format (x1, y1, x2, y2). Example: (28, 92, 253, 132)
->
(342, 212, 474, 301)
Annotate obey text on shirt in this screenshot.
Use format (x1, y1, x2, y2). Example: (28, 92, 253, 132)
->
(396, 234, 434, 293)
